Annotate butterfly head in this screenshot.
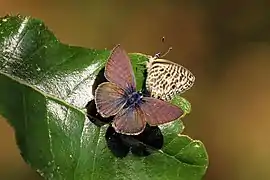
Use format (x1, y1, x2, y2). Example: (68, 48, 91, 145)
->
(154, 52, 161, 59)
(147, 47, 173, 70)
(137, 91, 143, 97)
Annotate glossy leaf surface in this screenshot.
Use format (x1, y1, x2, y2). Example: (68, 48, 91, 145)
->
(0, 15, 208, 180)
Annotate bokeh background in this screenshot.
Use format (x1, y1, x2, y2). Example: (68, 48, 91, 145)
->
(1, 1, 270, 180)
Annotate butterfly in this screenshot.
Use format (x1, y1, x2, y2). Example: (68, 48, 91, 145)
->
(95, 44, 183, 135)
(145, 52, 195, 101)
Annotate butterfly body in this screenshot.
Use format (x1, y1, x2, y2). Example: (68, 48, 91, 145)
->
(146, 56, 195, 101)
(124, 91, 143, 108)
(95, 44, 183, 135)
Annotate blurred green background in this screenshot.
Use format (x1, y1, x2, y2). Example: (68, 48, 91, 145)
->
(1, 1, 270, 180)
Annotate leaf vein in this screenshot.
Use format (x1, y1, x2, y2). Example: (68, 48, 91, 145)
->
(91, 128, 101, 180)
(73, 118, 87, 180)
(2, 19, 29, 68)
(158, 148, 204, 168)
(163, 136, 179, 150)
(45, 98, 56, 172)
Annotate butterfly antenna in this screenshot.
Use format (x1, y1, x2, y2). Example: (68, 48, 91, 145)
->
(160, 47, 172, 58)
(153, 37, 172, 59)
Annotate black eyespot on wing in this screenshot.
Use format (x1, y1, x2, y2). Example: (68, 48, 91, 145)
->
(163, 84, 166, 89)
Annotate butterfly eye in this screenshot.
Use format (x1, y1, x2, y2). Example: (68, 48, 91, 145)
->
(154, 52, 161, 58)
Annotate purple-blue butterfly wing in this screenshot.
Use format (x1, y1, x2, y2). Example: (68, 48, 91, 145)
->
(95, 82, 127, 118)
(105, 44, 136, 90)
(112, 106, 146, 135)
(140, 97, 183, 125)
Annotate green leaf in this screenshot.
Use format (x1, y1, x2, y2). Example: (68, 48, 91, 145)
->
(0, 15, 208, 180)
(171, 95, 192, 118)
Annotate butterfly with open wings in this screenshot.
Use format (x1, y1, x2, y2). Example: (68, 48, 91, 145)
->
(95, 44, 183, 135)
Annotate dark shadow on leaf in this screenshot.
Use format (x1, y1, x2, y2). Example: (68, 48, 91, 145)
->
(105, 124, 164, 158)
(86, 67, 113, 126)
(105, 126, 130, 158)
(92, 67, 108, 96)
(140, 68, 151, 96)
(85, 100, 113, 126)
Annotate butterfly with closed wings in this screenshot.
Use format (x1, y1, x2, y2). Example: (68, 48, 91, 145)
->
(95, 44, 183, 135)
(146, 51, 195, 101)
